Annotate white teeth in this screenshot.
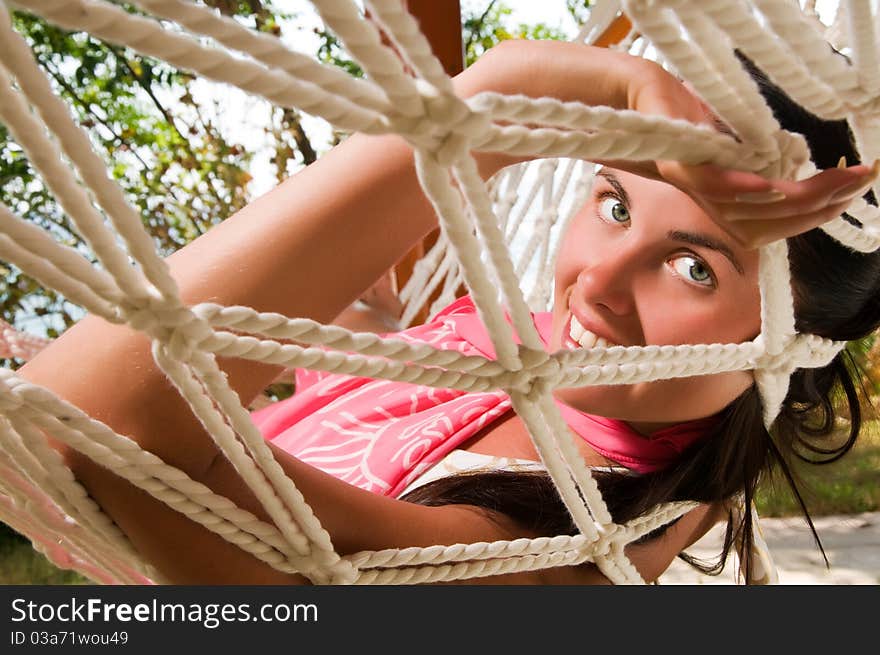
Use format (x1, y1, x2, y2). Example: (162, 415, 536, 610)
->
(578, 330, 598, 349)
(568, 316, 616, 349)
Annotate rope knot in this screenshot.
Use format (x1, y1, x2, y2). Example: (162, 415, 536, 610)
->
(392, 79, 492, 166)
(0, 369, 25, 413)
(517, 344, 562, 380)
(116, 297, 214, 363)
(524, 375, 551, 402)
(0, 388, 24, 413)
(758, 332, 843, 376)
(757, 130, 810, 179)
(501, 346, 563, 395)
(754, 335, 798, 375)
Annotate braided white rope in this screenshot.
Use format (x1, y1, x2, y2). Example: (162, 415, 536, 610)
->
(0, 0, 876, 585)
(846, 0, 880, 96)
(0, 454, 154, 584)
(8, 0, 388, 134)
(512, 159, 578, 282)
(575, 0, 622, 44)
(364, 0, 455, 94)
(0, 417, 144, 578)
(129, 0, 390, 113)
(0, 370, 316, 575)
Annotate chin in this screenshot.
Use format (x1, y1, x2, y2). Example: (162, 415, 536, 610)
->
(551, 382, 677, 424)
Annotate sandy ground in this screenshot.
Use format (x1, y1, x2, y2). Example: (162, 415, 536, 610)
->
(658, 511, 880, 584)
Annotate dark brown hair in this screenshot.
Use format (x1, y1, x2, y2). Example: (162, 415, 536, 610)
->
(401, 51, 880, 582)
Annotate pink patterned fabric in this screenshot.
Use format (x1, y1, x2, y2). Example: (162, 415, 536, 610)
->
(252, 296, 715, 497)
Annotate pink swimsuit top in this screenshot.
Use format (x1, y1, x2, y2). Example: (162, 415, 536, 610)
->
(252, 296, 715, 498)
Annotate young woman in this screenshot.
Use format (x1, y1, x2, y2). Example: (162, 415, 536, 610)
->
(18, 40, 880, 584)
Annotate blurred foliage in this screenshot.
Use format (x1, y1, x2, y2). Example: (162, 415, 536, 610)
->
(2, 10, 243, 361)
(462, 0, 570, 65)
(853, 332, 880, 396)
(757, 420, 880, 516)
(0, 524, 88, 584)
(0, 1, 323, 366)
(565, 0, 594, 27)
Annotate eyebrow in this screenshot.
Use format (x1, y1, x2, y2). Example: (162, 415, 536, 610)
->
(596, 170, 632, 208)
(596, 170, 744, 275)
(667, 230, 744, 275)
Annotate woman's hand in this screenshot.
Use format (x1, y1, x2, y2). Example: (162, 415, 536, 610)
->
(627, 63, 880, 248)
(466, 40, 879, 250)
(664, 159, 877, 250)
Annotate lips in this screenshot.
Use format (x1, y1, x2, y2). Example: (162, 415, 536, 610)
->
(566, 315, 618, 350)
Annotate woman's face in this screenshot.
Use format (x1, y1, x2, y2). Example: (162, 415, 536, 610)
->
(550, 168, 762, 433)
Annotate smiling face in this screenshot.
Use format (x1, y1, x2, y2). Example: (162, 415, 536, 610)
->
(550, 168, 762, 433)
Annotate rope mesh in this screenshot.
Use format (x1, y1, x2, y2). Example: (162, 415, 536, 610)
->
(0, 0, 875, 585)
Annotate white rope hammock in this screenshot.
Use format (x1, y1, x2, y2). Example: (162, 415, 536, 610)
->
(0, 0, 877, 585)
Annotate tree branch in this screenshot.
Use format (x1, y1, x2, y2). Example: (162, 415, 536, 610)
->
(38, 54, 210, 243)
(465, 0, 499, 54)
(39, 57, 153, 172)
(110, 46, 228, 214)
(285, 108, 318, 166)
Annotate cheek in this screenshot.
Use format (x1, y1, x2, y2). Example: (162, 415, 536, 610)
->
(714, 278, 762, 342)
(639, 278, 762, 346)
(551, 224, 598, 340)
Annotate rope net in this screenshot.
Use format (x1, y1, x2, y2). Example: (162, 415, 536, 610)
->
(0, 0, 876, 585)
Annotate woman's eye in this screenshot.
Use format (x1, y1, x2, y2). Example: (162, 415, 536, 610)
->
(598, 197, 630, 224)
(668, 255, 715, 287)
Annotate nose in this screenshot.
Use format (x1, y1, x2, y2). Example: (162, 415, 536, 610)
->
(573, 248, 638, 317)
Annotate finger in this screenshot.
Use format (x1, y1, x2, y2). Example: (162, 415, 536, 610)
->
(662, 158, 877, 206)
(630, 75, 706, 125)
(594, 159, 663, 182)
(658, 160, 776, 200)
(718, 199, 856, 249)
(720, 164, 878, 221)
